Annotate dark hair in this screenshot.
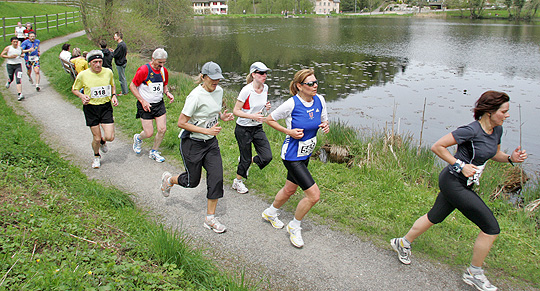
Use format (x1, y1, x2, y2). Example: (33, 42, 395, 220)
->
(10, 36, 18, 42)
(99, 40, 107, 48)
(473, 90, 510, 120)
(62, 43, 70, 51)
(28, 31, 36, 36)
(289, 68, 315, 96)
(115, 32, 123, 39)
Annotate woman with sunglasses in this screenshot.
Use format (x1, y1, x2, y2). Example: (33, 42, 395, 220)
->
(262, 68, 329, 248)
(160, 61, 234, 234)
(390, 91, 527, 291)
(231, 62, 273, 194)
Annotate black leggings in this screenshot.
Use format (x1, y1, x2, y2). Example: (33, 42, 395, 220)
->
(234, 124, 272, 179)
(283, 159, 315, 191)
(7, 63, 22, 84)
(427, 168, 500, 235)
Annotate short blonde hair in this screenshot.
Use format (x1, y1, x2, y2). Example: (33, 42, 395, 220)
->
(289, 69, 315, 96)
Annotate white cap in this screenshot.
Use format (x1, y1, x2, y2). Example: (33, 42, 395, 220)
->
(201, 61, 224, 80)
(249, 61, 271, 74)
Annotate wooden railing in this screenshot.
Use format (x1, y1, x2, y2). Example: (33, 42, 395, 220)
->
(1, 10, 81, 41)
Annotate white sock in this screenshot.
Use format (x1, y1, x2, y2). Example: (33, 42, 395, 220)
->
(469, 264, 483, 274)
(265, 204, 278, 215)
(401, 237, 411, 248)
(206, 214, 215, 220)
(289, 218, 301, 228)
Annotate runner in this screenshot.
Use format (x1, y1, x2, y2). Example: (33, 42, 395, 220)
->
(14, 22, 25, 43)
(130, 48, 174, 162)
(23, 22, 34, 39)
(71, 50, 118, 169)
(160, 61, 234, 233)
(261, 68, 329, 248)
(231, 61, 273, 194)
(390, 91, 527, 291)
(2, 36, 32, 101)
(20, 31, 41, 92)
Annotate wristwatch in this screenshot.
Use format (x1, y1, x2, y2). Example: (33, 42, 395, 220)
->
(452, 159, 465, 173)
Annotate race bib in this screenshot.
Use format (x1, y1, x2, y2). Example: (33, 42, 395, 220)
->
(467, 163, 486, 186)
(90, 85, 111, 99)
(297, 136, 317, 157)
(149, 82, 163, 93)
(204, 116, 218, 129)
(16, 71, 23, 79)
(29, 55, 39, 62)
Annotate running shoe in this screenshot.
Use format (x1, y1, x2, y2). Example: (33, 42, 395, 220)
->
(91, 156, 101, 169)
(5, 81, 10, 89)
(462, 267, 498, 291)
(232, 178, 248, 194)
(100, 142, 108, 153)
(160, 171, 173, 197)
(36, 85, 40, 92)
(149, 149, 165, 162)
(390, 238, 411, 265)
(204, 217, 227, 233)
(17, 94, 24, 101)
(287, 222, 304, 248)
(262, 211, 284, 229)
(132, 134, 142, 154)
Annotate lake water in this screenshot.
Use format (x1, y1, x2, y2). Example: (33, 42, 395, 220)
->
(165, 17, 540, 170)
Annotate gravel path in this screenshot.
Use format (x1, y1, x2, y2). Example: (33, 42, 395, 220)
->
(4, 31, 535, 291)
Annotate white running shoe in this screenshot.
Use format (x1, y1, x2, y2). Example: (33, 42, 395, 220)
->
(160, 171, 173, 197)
(390, 238, 411, 265)
(232, 178, 248, 194)
(463, 268, 498, 291)
(100, 142, 108, 153)
(287, 222, 304, 248)
(5, 81, 10, 89)
(149, 150, 165, 162)
(91, 156, 101, 169)
(17, 94, 24, 101)
(204, 217, 227, 233)
(133, 134, 142, 154)
(262, 211, 284, 229)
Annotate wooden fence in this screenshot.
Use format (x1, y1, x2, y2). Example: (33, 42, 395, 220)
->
(1, 11, 81, 41)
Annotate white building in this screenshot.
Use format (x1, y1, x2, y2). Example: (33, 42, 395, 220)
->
(192, 0, 228, 14)
(315, 0, 340, 14)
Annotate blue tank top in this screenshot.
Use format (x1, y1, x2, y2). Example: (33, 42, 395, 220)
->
(281, 95, 323, 161)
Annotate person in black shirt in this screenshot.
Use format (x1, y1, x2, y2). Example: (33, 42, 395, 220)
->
(99, 40, 113, 72)
(111, 32, 128, 95)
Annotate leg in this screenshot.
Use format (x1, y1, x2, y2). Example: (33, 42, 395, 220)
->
(234, 125, 253, 179)
(139, 118, 155, 140)
(207, 199, 218, 215)
(175, 138, 203, 188)
(294, 184, 320, 220)
(117, 64, 128, 95)
(151, 114, 167, 150)
(100, 123, 115, 142)
(272, 180, 299, 209)
(252, 126, 273, 169)
(89, 125, 103, 155)
(202, 138, 224, 200)
(471, 232, 498, 267)
(404, 214, 434, 243)
(33, 65, 40, 86)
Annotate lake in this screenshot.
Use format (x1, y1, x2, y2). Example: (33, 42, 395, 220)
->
(165, 17, 540, 170)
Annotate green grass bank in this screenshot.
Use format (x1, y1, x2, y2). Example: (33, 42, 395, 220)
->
(37, 33, 540, 289)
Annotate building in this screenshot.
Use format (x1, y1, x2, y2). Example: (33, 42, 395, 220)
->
(192, 0, 228, 14)
(314, 0, 340, 14)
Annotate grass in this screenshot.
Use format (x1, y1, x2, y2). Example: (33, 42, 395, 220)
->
(0, 2, 83, 46)
(0, 88, 257, 289)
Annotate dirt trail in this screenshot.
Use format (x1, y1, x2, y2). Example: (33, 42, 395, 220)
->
(4, 31, 533, 291)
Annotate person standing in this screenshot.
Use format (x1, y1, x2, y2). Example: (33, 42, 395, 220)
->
(100, 40, 113, 72)
(2, 37, 32, 101)
(261, 69, 329, 248)
(20, 31, 40, 92)
(390, 91, 527, 291)
(130, 48, 174, 162)
(160, 61, 234, 233)
(112, 32, 128, 96)
(14, 22, 25, 43)
(71, 50, 118, 169)
(231, 61, 273, 194)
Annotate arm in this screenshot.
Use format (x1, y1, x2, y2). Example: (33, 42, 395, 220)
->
(491, 145, 527, 164)
(129, 81, 151, 112)
(265, 114, 304, 139)
(72, 88, 90, 105)
(110, 84, 118, 106)
(1, 46, 10, 59)
(431, 132, 477, 177)
(163, 84, 174, 103)
(219, 109, 234, 122)
(177, 113, 222, 136)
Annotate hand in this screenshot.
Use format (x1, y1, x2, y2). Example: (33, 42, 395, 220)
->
(319, 122, 329, 133)
(111, 95, 118, 107)
(80, 94, 90, 105)
(220, 109, 234, 121)
(141, 100, 151, 112)
(265, 101, 271, 111)
(206, 122, 222, 136)
(166, 92, 174, 103)
(511, 146, 527, 163)
(288, 128, 304, 139)
(461, 164, 479, 178)
(252, 112, 265, 123)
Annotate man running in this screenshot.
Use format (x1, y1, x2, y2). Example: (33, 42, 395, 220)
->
(20, 31, 41, 91)
(71, 50, 118, 169)
(130, 48, 174, 162)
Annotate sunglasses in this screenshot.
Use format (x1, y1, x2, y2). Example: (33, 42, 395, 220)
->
(254, 71, 267, 75)
(301, 80, 318, 87)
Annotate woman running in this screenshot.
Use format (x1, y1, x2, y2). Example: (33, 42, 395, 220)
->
(231, 61, 273, 194)
(160, 61, 234, 233)
(261, 68, 329, 248)
(390, 90, 527, 291)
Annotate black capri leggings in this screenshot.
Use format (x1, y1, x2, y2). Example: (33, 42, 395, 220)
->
(427, 168, 500, 235)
